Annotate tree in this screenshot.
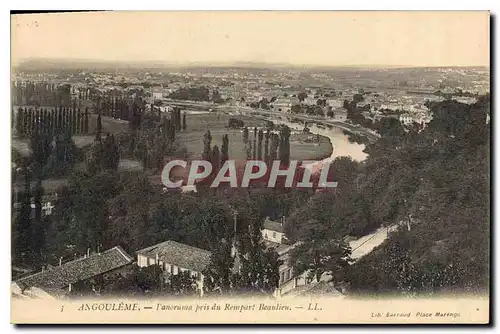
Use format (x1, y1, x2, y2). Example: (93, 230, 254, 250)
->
(203, 240, 235, 295)
(202, 130, 212, 161)
(167, 271, 197, 296)
(15, 107, 25, 137)
(353, 93, 364, 103)
(85, 139, 105, 175)
(60, 170, 120, 252)
(30, 127, 52, 178)
(44, 127, 79, 177)
(71, 107, 77, 134)
(297, 92, 308, 103)
(252, 128, 257, 160)
(242, 127, 249, 145)
(135, 264, 164, 294)
(76, 108, 82, 134)
(264, 130, 270, 163)
(278, 125, 291, 166)
(103, 134, 120, 171)
(344, 95, 491, 295)
(221, 134, 229, 167)
(31, 180, 45, 266)
(269, 133, 279, 165)
(96, 111, 102, 142)
(182, 113, 187, 131)
(211, 145, 221, 173)
(246, 140, 252, 161)
(290, 227, 352, 283)
(257, 129, 264, 160)
(235, 217, 283, 294)
(12, 166, 32, 264)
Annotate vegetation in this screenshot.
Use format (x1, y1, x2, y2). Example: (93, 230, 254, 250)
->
(286, 94, 490, 295)
(11, 84, 490, 299)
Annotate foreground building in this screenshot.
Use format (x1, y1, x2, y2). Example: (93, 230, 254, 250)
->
(12, 246, 133, 299)
(136, 240, 212, 296)
(261, 217, 300, 297)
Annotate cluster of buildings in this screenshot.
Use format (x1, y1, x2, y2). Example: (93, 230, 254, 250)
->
(12, 216, 323, 300)
(13, 66, 489, 132)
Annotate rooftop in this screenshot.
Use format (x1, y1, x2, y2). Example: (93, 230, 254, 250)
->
(263, 240, 293, 256)
(15, 246, 133, 291)
(136, 240, 212, 273)
(263, 217, 284, 233)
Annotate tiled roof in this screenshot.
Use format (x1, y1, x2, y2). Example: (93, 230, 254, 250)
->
(15, 246, 133, 291)
(264, 240, 292, 256)
(137, 240, 212, 273)
(263, 217, 284, 233)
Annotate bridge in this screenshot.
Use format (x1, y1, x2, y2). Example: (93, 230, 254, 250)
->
(162, 98, 380, 143)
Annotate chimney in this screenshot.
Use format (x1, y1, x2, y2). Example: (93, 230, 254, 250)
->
(281, 216, 286, 226)
(87, 248, 90, 257)
(59, 257, 63, 266)
(155, 253, 159, 265)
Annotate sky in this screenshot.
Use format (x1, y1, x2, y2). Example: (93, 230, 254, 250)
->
(11, 11, 490, 67)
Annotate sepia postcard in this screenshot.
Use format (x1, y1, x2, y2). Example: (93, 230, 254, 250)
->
(10, 11, 490, 324)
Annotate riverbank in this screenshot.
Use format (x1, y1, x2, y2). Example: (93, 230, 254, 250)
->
(264, 116, 368, 172)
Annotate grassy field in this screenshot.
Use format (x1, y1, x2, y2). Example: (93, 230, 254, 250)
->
(11, 111, 332, 163)
(178, 112, 332, 161)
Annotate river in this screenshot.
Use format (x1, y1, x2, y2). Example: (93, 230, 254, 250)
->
(264, 116, 368, 170)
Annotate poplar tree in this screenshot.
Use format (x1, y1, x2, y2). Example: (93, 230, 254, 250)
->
(257, 129, 264, 160)
(221, 134, 229, 167)
(202, 130, 212, 161)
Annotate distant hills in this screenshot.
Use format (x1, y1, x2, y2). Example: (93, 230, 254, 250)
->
(12, 57, 489, 73)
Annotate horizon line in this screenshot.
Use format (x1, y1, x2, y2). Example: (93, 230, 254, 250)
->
(12, 57, 490, 69)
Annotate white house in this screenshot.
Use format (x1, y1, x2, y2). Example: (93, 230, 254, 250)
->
(327, 99, 343, 109)
(262, 217, 286, 244)
(261, 217, 300, 297)
(136, 240, 212, 296)
(399, 113, 414, 125)
(152, 92, 163, 101)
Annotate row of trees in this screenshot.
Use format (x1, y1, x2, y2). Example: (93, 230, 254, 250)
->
(242, 125, 290, 166)
(12, 109, 85, 265)
(290, 103, 328, 117)
(12, 82, 72, 107)
(168, 86, 224, 103)
(114, 108, 186, 170)
(14, 106, 90, 138)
